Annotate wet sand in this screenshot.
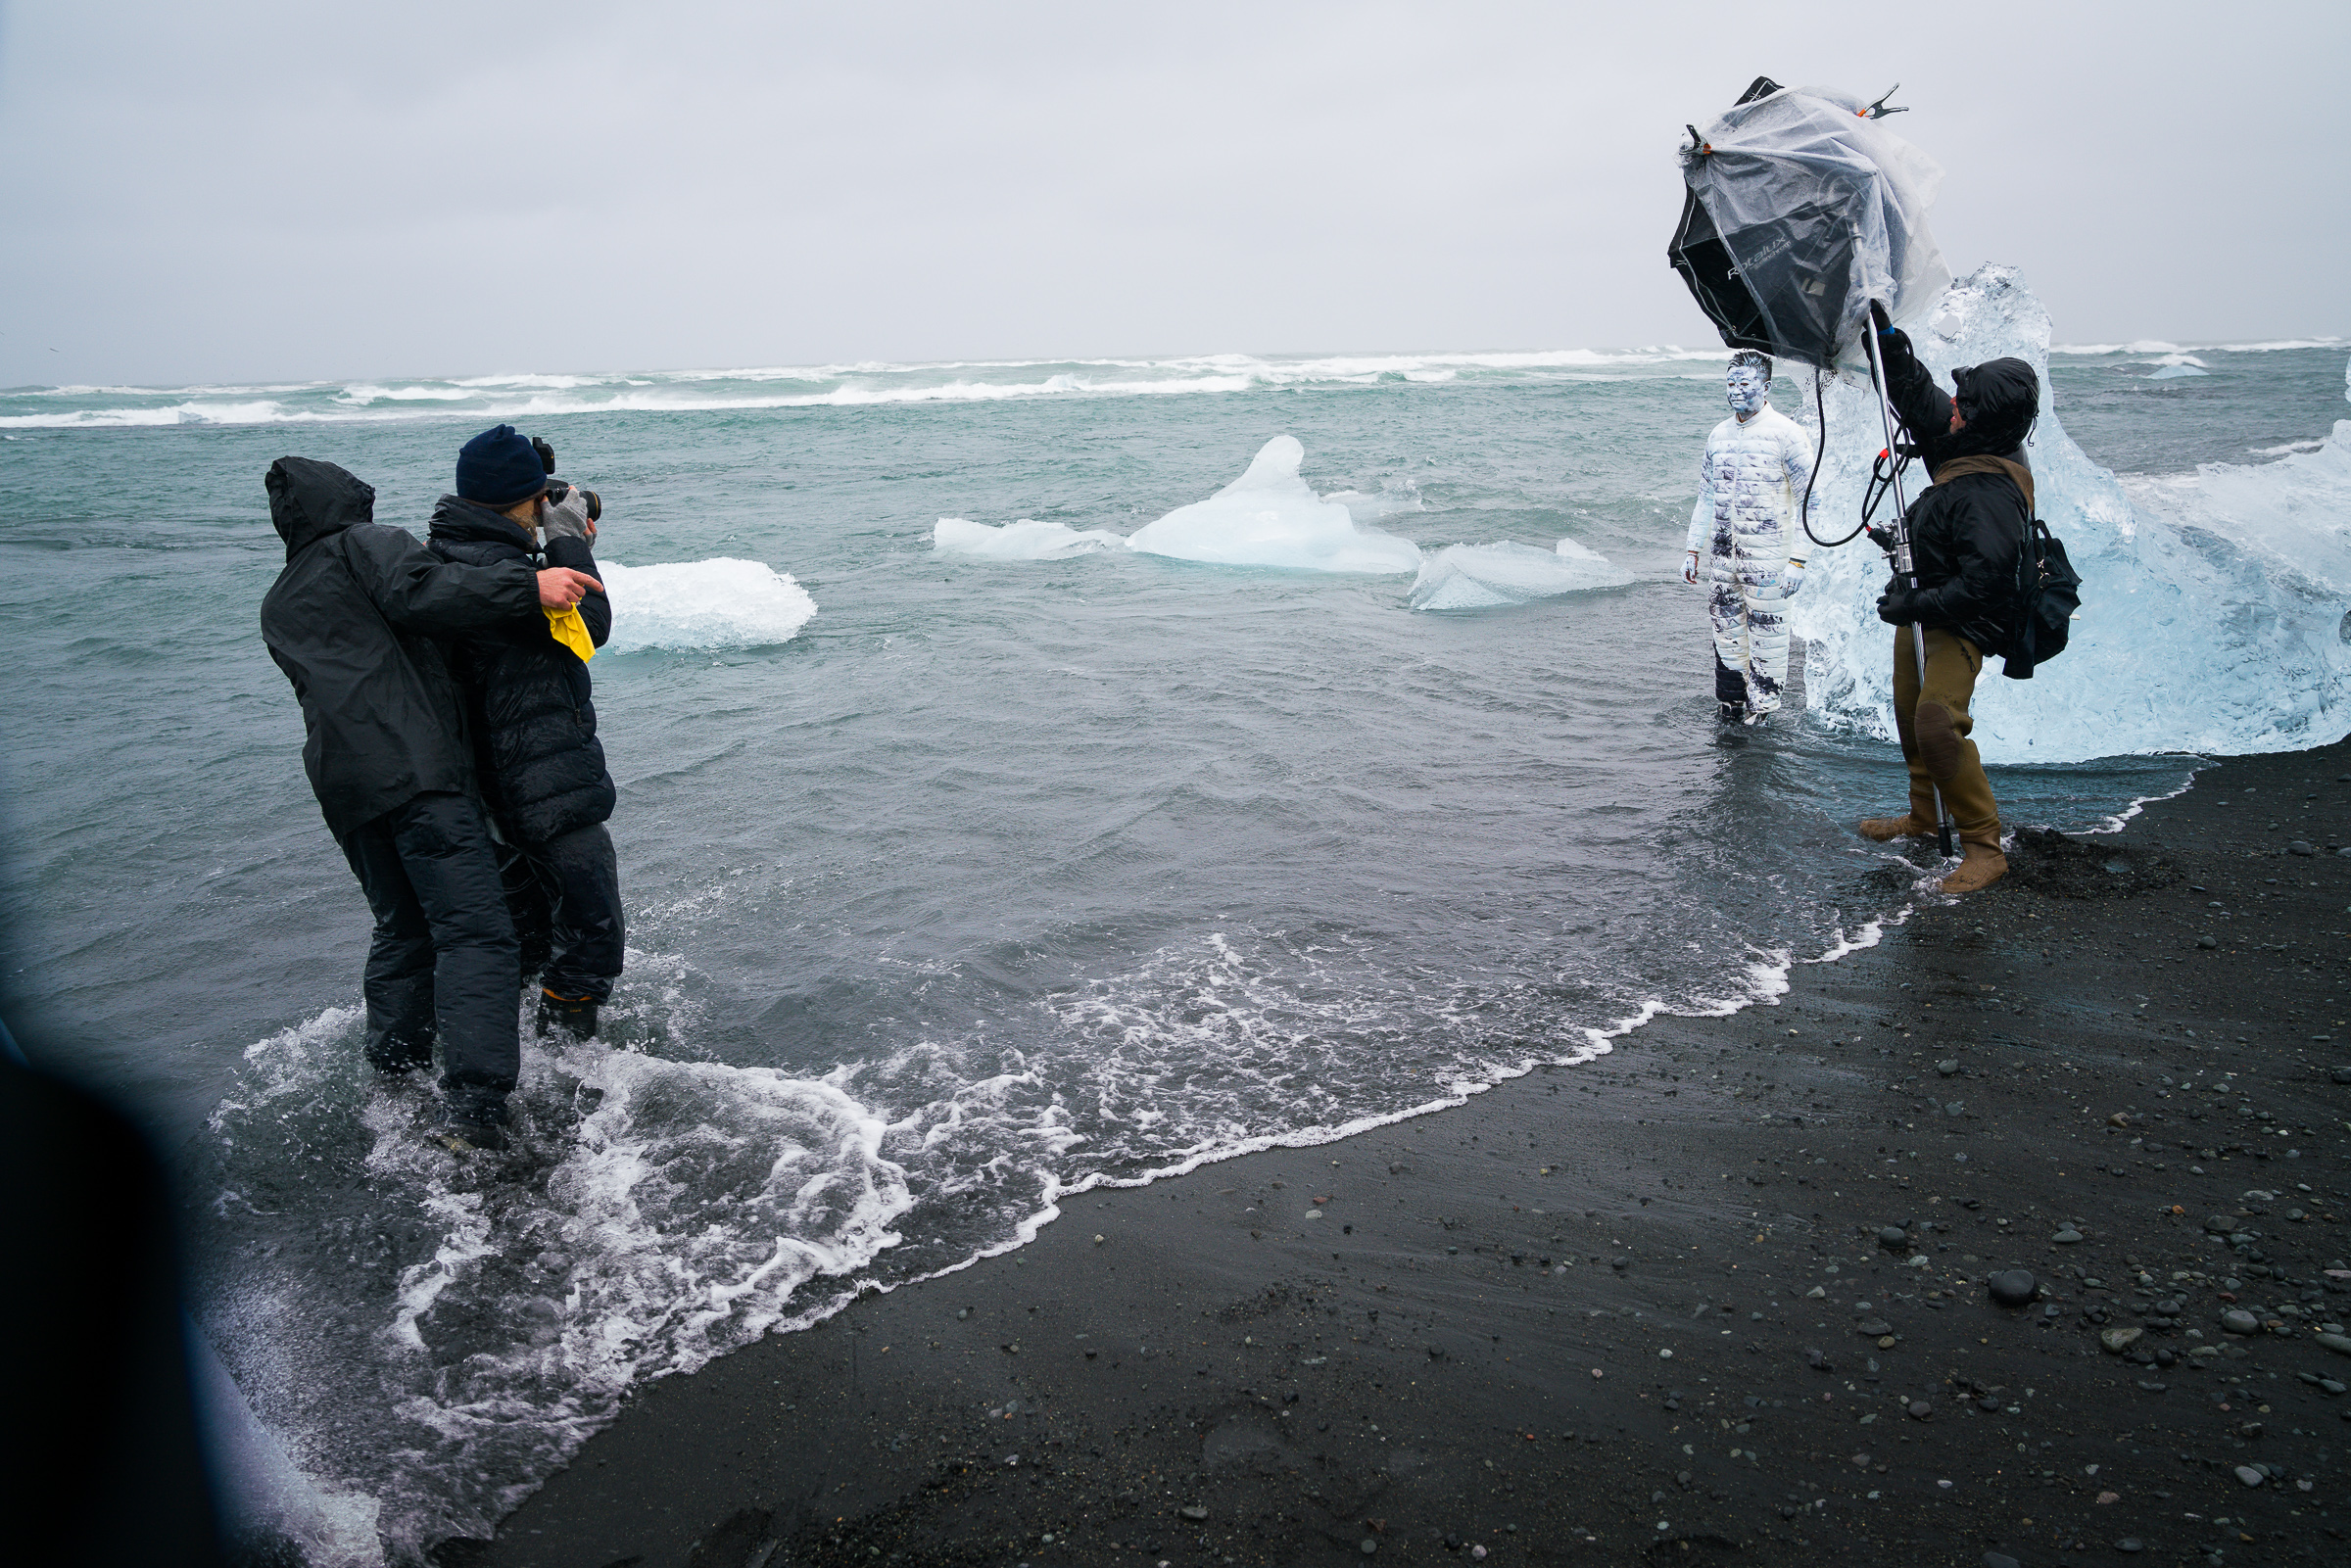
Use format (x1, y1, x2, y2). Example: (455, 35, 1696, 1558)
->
(453, 741, 2351, 1568)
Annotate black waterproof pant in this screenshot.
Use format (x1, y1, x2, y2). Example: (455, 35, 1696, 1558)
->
(338, 791, 520, 1117)
(500, 822, 624, 1003)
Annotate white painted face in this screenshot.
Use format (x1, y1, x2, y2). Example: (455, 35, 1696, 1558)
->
(1726, 363, 1770, 417)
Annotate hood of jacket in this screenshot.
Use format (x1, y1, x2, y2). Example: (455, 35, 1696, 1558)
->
(265, 456, 375, 560)
(1940, 356, 2039, 460)
(428, 493, 538, 554)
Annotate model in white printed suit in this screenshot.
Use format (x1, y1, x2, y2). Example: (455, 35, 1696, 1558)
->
(1683, 351, 1817, 723)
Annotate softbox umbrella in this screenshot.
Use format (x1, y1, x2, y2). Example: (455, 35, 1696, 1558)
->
(1668, 77, 1948, 373)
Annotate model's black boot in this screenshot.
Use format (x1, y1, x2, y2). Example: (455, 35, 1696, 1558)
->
(535, 989, 600, 1041)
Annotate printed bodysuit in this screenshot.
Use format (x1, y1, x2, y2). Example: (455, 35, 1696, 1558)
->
(1685, 402, 1816, 716)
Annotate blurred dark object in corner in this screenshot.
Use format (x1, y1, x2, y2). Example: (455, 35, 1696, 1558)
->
(0, 1020, 226, 1567)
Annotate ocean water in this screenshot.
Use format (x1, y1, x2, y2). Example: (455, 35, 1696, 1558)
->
(3, 315, 2345, 1562)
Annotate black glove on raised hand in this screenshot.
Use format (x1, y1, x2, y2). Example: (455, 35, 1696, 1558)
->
(1877, 583, 1922, 626)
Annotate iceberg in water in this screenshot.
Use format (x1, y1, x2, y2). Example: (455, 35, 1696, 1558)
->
(1126, 436, 1422, 574)
(600, 558, 818, 653)
(1407, 538, 1635, 612)
(1790, 264, 2351, 762)
(934, 517, 1127, 559)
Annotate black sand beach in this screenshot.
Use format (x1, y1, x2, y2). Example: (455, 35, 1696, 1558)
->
(455, 742, 2351, 1568)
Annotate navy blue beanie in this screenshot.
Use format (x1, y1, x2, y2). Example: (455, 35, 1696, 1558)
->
(456, 424, 548, 506)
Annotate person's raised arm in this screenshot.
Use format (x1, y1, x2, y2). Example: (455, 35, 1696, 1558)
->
(1870, 304, 1955, 454)
(341, 524, 552, 631)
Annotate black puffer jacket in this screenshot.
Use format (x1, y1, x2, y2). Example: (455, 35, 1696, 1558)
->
(1880, 330, 2039, 658)
(261, 458, 540, 839)
(426, 496, 615, 844)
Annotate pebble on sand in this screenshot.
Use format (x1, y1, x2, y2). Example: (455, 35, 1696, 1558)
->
(1988, 1269, 2038, 1307)
(2221, 1308, 2261, 1336)
(2234, 1464, 2265, 1487)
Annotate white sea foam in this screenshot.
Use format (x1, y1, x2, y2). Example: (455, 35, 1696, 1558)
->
(335, 383, 473, 404)
(600, 558, 817, 653)
(1406, 538, 1634, 611)
(0, 346, 1749, 429)
(2053, 337, 2345, 356)
(1125, 436, 1421, 574)
(934, 517, 1128, 559)
(209, 980, 927, 1560)
(1792, 266, 2351, 762)
(0, 399, 303, 428)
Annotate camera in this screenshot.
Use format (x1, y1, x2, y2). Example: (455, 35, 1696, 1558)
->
(528, 436, 601, 523)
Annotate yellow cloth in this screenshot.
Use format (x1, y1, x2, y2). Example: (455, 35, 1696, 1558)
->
(544, 605, 596, 663)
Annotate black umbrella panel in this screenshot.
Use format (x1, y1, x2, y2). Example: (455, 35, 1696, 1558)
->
(1668, 78, 1948, 373)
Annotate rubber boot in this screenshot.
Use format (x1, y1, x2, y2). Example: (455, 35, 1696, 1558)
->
(536, 989, 600, 1041)
(1940, 839, 2008, 894)
(1857, 815, 1932, 842)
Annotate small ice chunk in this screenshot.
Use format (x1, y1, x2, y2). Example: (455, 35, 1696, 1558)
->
(1406, 538, 1634, 611)
(1126, 436, 1421, 574)
(934, 517, 1127, 559)
(1322, 478, 1424, 525)
(600, 558, 818, 653)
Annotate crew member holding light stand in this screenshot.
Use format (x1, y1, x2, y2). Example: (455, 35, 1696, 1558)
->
(1855, 301, 2041, 894)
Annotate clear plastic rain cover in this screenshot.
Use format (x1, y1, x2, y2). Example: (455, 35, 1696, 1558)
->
(1673, 83, 1950, 373)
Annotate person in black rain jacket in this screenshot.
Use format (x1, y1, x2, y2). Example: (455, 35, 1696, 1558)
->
(427, 425, 625, 1041)
(260, 455, 601, 1150)
(1854, 307, 2041, 894)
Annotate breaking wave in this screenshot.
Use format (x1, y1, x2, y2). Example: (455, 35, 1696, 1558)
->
(0, 346, 1739, 431)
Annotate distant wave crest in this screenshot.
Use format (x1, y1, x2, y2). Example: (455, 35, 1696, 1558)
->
(0, 346, 1740, 430)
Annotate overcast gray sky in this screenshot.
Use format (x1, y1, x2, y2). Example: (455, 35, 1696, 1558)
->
(2, 1, 2341, 387)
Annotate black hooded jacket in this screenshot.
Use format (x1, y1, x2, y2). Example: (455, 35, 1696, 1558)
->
(260, 458, 541, 839)
(426, 496, 615, 845)
(1880, 331, 2040, 658)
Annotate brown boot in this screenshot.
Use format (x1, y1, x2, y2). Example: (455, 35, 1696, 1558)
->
(1939, 840, 2007, 894)
(1857, 814, 1932, 842)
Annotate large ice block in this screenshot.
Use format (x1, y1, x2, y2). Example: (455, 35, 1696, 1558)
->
(935, 518, 1127, 559)
(1790, 264, 2351, 761)
(1407, 539, 1635, 612)
(600, 558, 818, 653)
(1126, 436, 1422, 575)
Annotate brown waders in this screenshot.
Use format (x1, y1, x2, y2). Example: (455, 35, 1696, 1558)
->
(1862, 626, 2006, 891)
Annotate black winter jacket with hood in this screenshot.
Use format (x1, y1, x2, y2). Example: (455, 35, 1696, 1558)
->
(260, 457, 541, 839)
(1880, 331, 2040, 659)
(426, 496, 615, 845)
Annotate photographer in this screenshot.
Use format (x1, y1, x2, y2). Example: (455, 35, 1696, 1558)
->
(1854, 308, 2039, 894)
(428, 425, 626, 1039)
(261, 456, 601, 1153)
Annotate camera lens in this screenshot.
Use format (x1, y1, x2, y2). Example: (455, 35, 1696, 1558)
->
(580, 489, 602, 524)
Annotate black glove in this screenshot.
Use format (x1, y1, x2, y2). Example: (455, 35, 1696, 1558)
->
(1877, 583, 1922, 626)
(1870, 300, 1894, 335)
